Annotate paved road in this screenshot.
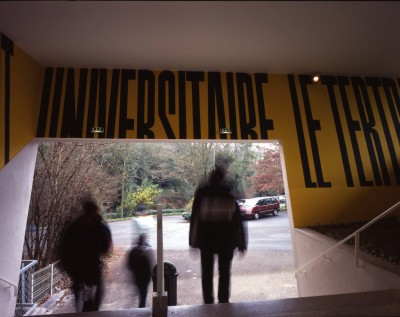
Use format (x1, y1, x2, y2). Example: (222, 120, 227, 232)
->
(109, 212, 293, 252)
(47, 211, 298, 313)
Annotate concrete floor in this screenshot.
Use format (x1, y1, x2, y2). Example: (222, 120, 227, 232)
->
(44, 214, 297, 314)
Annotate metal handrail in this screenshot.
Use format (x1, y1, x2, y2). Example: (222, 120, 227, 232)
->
(0, 276, 17, 296)
(20, 260, 37, 273)
(295, 200, 400, 275)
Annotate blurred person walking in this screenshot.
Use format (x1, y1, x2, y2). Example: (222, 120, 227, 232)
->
(59, 199, 112, 312)
(189, 166, 247, 304)
(131, 204, 155, 245)
(127, 233, 155, 308)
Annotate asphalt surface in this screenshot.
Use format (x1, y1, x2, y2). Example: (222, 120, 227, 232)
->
(46, 212, 298, 313)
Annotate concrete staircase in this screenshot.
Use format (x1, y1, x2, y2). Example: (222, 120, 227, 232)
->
(33, 289, 400, 317)
(29, 227, 400, 316)
(24, 290, 68, 316)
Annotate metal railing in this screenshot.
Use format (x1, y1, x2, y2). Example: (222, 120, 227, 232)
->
(14, 260, 65, 317)
(32, 261, 63, 303)
(0, 276, 18, 296)
(15, 260, 37, 317)
(295, 201, 400, 276)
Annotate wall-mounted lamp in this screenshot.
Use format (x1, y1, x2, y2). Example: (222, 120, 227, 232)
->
(312, 73, 320, 83)
(220, 128, 232, 134)
(91, 127, 104, 134)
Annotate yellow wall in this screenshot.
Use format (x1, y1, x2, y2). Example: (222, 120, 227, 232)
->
(0, 33, 43, 168)
(1, 34, 399, 227)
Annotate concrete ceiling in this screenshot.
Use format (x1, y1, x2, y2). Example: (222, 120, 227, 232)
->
(0, 1, 399, 77)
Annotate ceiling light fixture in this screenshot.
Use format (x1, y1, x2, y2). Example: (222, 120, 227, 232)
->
(91, 127, 104, 134)
(312, 73, 320, 83)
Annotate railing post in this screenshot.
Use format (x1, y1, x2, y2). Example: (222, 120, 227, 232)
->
(50, 263, 54, 296)
(153, 204, 168, 317)
(21, 267, 26, 304)
(355, 232, 360, 267)
(30, 269, 34, 304)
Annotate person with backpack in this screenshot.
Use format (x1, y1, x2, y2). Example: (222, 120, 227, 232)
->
(59, 199, 112, 312)
(189, 166, 247, 304)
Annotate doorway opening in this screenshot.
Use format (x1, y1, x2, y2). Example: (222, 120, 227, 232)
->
(19, 139, 296, 313)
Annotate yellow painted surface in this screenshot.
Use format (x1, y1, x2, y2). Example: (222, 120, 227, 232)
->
(1, 37, 399, 228)
(9, 45, 43, 160)
(0, 36, 43, 168)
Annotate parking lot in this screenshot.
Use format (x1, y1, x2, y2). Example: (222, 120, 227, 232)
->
(48, 212, 298, 313)
(110, 210, 293, 252)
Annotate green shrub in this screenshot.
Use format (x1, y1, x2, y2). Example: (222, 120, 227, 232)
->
(106, 208, 185, 220)
(106, 212, 120, 219)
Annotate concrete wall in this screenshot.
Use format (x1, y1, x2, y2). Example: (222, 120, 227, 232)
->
(0, 141, 38, 317)
(294, 228, 400, 297)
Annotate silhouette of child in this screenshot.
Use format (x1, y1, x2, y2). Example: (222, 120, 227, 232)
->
(127, 233, 155, 308)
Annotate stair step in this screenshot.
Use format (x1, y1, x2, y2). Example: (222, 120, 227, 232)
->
(32, 289, 400, 317)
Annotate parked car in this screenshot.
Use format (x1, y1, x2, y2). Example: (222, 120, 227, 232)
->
(182, 211, 191, 220)
(239, 197, 280, 220)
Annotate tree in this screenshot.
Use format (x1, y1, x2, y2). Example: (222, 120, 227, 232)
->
(223, 143, 257, 198)
(24, 141, 277, 268)
(175, 142, 215, 190)
(125, 179, 162, 213)
(251, 145, 284, 196)
(101, 142, 189, 212)
(24, 142, 118, 268)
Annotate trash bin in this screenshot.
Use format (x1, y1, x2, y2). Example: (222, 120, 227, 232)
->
(152, 261, 179, 306)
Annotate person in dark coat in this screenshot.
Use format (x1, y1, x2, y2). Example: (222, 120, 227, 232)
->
(189, 166, 247, 304)
(127, 233, 155, 308)
(59, 199, 112, 312)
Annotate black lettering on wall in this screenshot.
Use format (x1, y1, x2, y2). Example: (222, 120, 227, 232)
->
(1, 34, 13, 164)
(178, 71, 187, 139)
(338, 77, 373, 186)
(37, 68, 53, 137)
(137, 70, 155, 139)
(61, 68, 88, 138)
(237, 73, 258, 139)
(288, 74, 317, 188)
(49, 68, 65, 137)
(32, 67, 400, 190)
(61, 68, 77, 137)
(119, 70, 135, 138)
(395, 79, 400, 142)
(208, 72, 227, 139)
(367, 77, 399, 185)
(97, 69, 107, 139)
(299, 75, 331, 187)
(255, 73, 274, 139)
(159, 71, 176, 139)
(86, 69, 99, 138)
(383, 79, 400, 153)
(382, 78, 400, 185)
(70, 69, 114, 139)
(76, 69, 88, 137)
(107, 69, 120, 138)
(226, 73, 238, 139)
(322, 76, 354, 186)
(186, 71, 204, 139)
(352, 77, 389, 186)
